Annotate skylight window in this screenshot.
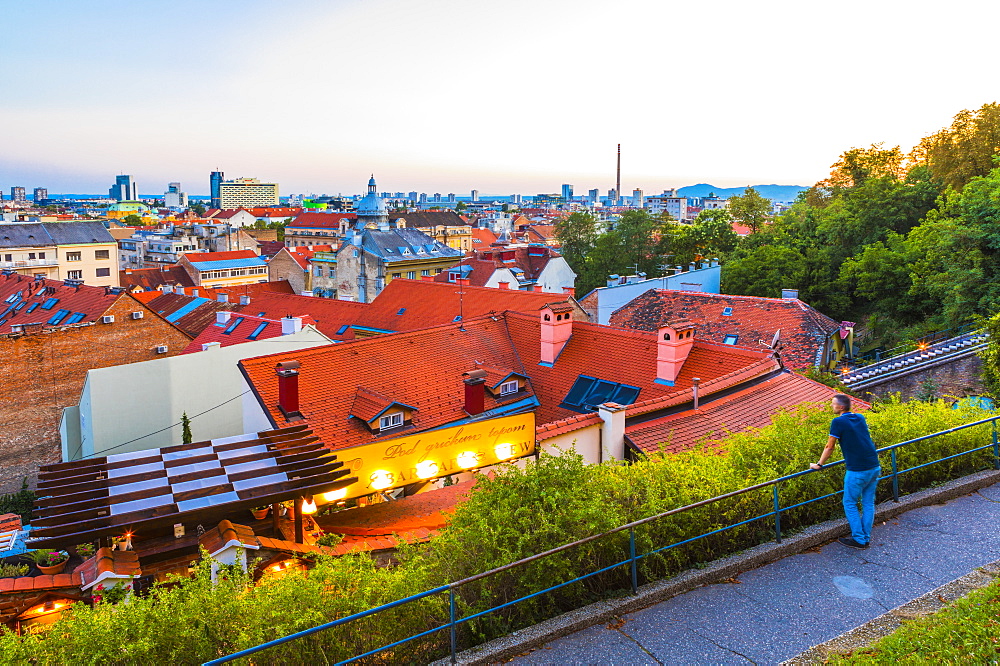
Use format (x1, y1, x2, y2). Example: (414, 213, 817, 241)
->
(4, 291, 22, 304)
(560, 375, 641, 413)
(453, 315, 462, 322)
(721, 307, 733, 316)
(26, 303, 38, 313)
(335, 324, 349, 335)
(397, 308, 406, 315)
(222, 317, 245, 334)
(65, 312, 87, 325)
(47, 308, 71, 325)
(247, 322, 268, 340)
(40, 297, 59, 310)
(723, 334, 738, 345)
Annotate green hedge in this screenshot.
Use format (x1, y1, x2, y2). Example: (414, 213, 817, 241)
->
(0, 399, 996, 664)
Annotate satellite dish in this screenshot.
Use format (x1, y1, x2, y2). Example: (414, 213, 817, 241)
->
(770, 329, 781, 349)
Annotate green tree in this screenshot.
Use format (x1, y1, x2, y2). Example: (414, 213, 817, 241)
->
(915, 102, 1000, 190)
(189, 202, 207, 217)
(554, 211, 598, 272)
(669, 209, 739, 266)
(122, 214, 143, 226)
(721, 245, 808, 299)
(455, 201, 468, 212)
(726, 187, 771, 233)
(181, 412, 192, 445)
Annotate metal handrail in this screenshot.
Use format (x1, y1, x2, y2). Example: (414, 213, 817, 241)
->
(204, 415, 1000, 665)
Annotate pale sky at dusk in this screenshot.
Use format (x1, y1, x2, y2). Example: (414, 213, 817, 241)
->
(1, 0, 996, 196)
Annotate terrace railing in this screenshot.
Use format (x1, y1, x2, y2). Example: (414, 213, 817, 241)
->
(204, 415, 1000, 666)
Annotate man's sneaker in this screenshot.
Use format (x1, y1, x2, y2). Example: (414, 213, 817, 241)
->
(839, 537, 869, 549)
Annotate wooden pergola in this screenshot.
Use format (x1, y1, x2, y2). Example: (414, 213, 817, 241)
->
(29, 425, 357, 551)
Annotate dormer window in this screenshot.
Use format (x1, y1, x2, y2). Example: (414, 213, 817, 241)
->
(380, 412, 403, 430)
(499, 380, 519, 396)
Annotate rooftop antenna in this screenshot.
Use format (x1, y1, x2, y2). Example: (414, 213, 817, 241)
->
(457, 282, 466, 332)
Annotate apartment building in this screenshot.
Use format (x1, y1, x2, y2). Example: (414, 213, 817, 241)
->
(218, 177, 279, 210)
(0, 222, 120, 287)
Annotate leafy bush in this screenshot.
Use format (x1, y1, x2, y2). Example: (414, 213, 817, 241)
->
(0, 478, 35, 523)
(0, 563, 29, 578)
(0, 399, 994, 664)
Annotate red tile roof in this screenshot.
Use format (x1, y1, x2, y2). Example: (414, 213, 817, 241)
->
(316, 480, 474, 536)
(353, 279, 578, 332)
(257, 240, 286, 257)
(625, 371, 843, 454)
(181, 312, 305, 353)
(239, 310, 774, 453)
(471, 228, 499, 246)
(205, 208, 252, 220)
(280, 245, 336, 271)
(233, 292, 365, 340)
(249, 207, 303, 218)
(287, 212, 357, 229)
(181, 249, 258, 262)
(609, 290, 840, 369)
(119, 266, 195, 291)
(0, 275, 122, 335)
(74, 547, 141, 588)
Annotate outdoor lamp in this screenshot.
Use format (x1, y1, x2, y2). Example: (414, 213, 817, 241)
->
(370, 470, 393, 490)
(323, 488, 347, 502)
(300, 497, 317, 515)
(415, 460, 439, 479)
(457, 451, 479, 469)
(494, 443, 516, 460)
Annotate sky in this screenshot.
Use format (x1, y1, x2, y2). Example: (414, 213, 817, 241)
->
(1, 0, 997, 196)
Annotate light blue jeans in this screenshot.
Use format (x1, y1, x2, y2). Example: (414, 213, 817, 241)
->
(843, 467, 880, 545)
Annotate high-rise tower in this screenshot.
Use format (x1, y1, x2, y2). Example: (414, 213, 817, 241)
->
(210, 171, 224, 209)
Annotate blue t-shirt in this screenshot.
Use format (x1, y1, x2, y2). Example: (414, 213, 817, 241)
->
(830, 412, 879, 472)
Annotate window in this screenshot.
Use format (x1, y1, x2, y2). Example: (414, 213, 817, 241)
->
(3, 254, 10, 262)
(28, 253, 36, 260)
(47, 308, 71, 325)
(26, 303, 39, 313)
(407, 271, 416, 280)
(721, 307, 733, 316)
(67, 270, 82, 280)
(222, 317, 245, 334)
(314, 266, 322, 277)
(335, 324, 349, 335)
(396, 308, 406, 315)
(380, 412, 403, 430)
(499, 380, 519, 396)
(723, 334, 738, 345)
(391, 273, 401, 279)
(65, 312, 87, 325)
(448, 272, 458, 282)
(560, 376, 641, 413)
(328, 267, 336, 278)
(247, 322, 268, 340)
(66, 252, 81, 261)
(96, 268, 111, 277)
(421, 269, 430, 277)
(95, 249, 110, 260)
(38, 252, 45, 260)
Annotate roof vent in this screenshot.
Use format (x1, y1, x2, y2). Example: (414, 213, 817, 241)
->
(239, 295, 251, 305)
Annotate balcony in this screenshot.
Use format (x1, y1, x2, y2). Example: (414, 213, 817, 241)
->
(0, 258, 60, 269)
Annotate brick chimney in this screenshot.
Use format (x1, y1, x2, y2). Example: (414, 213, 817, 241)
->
(276, 361, 301, 419)
(462, 369, 488, 415)
(656, 320, 696, 385)
(497, 281, 509, 290)
(539, 303, 574, 366)
(562, 286, 575, 297)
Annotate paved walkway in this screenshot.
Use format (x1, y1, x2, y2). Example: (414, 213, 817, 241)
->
(512, 482, 1000, 665)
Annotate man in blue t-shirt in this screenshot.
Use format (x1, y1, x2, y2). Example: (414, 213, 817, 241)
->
(810, 394, 880, 549)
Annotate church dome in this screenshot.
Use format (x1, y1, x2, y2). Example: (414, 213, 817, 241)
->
(356, 175, 387, 216)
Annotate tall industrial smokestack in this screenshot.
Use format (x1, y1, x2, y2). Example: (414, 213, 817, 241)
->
(616, 144, 621, 204)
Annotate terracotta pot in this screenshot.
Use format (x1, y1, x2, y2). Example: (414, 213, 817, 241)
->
(252, 508, 269, 520)
(38, 560, 67, 575)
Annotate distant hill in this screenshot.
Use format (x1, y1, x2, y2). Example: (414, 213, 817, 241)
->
(677, 184, 808, 202)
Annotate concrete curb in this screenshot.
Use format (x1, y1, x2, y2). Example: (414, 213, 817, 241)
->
(435, 468, 1000, 666)
(782, 558, 1000, 664)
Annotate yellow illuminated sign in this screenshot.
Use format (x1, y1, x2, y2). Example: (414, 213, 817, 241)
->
(332, 412, 535, 501)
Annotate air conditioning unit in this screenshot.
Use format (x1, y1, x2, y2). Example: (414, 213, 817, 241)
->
(131, 311, 144, 320)
(101, 315, 115, 324)
(155, 345, 169, 354)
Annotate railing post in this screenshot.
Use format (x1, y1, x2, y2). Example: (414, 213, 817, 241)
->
(772, 484, 782, 543)
(993, 421, 1000, 471)
(890, 449, 899, 502)
(449, 588, 457, 664)
(629, 527, 638, 595)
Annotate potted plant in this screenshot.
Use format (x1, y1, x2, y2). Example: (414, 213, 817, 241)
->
(23, 549, 69, 575)
(75, 542, 97, 559)
(251, 506, 270, 520)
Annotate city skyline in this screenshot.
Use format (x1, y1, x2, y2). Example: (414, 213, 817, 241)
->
(1, 0, 996, 194)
